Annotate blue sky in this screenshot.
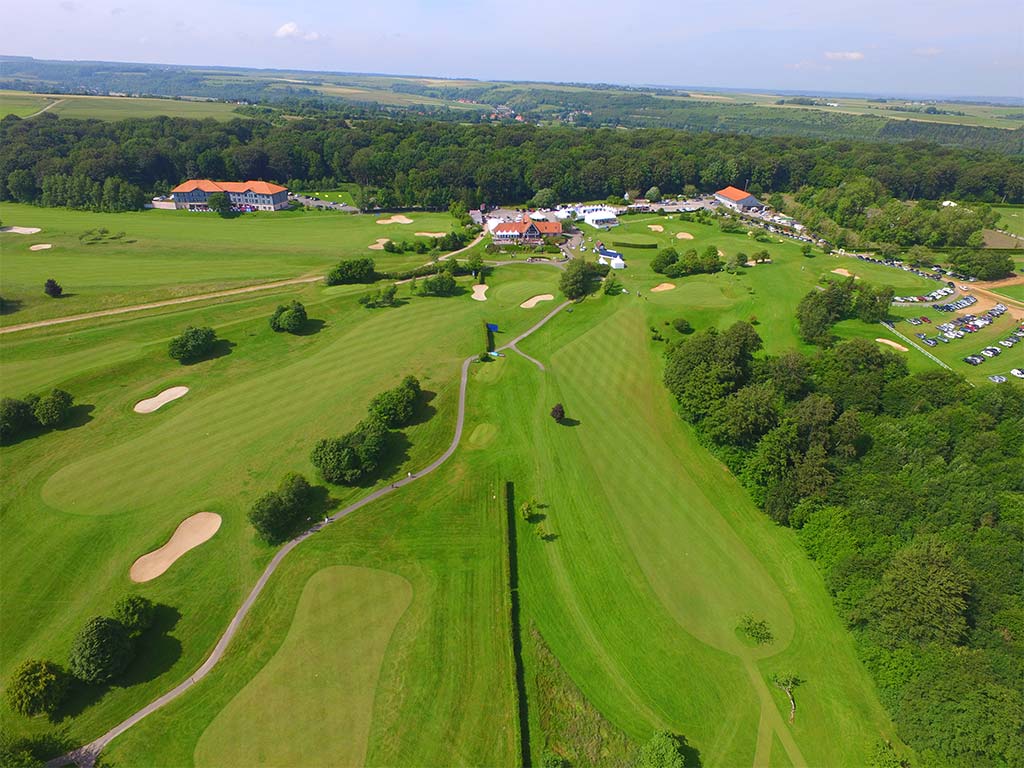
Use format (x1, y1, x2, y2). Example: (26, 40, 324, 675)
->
(3, 0, 1022, 98)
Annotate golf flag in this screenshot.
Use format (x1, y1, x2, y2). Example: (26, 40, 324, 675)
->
(486, 323, 499, 332)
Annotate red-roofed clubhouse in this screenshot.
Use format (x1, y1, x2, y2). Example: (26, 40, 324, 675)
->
(171, 180, 289, 211)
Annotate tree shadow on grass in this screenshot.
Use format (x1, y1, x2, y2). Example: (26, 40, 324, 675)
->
(294, 318, 327, 336)
(358, 430, 412, 488)
(556, 417, 581, 427)
(407, 390, 438, 426)
(181, 339, 235, 366)
(295, 485, 340, 530)
(118, 605, 182, 687)
(526, 512, 546, 524)
(0, 298, 23, 315)
(56, 404, 95, 431)
(540, 532, 559, 542)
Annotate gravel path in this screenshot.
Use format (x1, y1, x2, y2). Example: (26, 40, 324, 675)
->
(49, 300, 570, 768)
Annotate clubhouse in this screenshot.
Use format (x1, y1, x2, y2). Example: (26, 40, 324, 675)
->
(490, 218, 562, 244)
(170, 180, 290, 211)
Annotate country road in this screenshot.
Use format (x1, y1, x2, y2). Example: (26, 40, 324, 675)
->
(49, 299, 571, 768)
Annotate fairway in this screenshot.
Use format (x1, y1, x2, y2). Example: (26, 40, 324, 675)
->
(0, 90, 56, 117)
(194, 566, 412, 767)
(0, 203, 459, 324)
(0, 91, 243, 121)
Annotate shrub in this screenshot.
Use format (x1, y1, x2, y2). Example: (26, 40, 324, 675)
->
(672, 318, 693, 335)
(420, 271, 457, 296)
(368, 376, 421, 428)
(359, 284, 398, 308)
(638, 731, 691, 768)
(5, 659, 68, 716)
(269, 300, 308, 333)
(551, 403, 565, 422)
(43, 279, 62, 298)
(248, 472, 313, 544)
(68, 617, 134, 684)
(311, 418, 388, 485)
(168, 326, 217, 363)
(739, 614, 774, 645)
(32, 389, 73, 428)
(112, 596, 156, 638)
(325, 257, 375, 285)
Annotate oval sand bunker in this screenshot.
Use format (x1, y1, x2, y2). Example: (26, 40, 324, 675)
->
(876, 338, 908, 352)
(368, 238, 390, 250)
(376, 215, 413, 225)
(30, 243, 53, 251)
(130, 512, 222, 583)
(0, 226, 41, 235)
(675, 232, 694, 240)
(134, 386, 189, 414)
(471, 284, 489, 301)
(650, 283, 676, 293)
(520, 294, 554, 309)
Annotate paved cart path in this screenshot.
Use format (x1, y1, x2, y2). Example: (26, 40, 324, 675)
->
(49, 300, 571, 768)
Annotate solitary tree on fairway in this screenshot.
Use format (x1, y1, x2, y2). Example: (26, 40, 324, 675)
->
(168, 326, 217, 363)
(43, 279, 62, 298)
(68, 617, 134, 685)
(772, 672, 803, 723)
(638, 731, 693, 768)
(550, 403, 565, 422)
(5, 659, 68, 717)
(32, 389, 73, 428)
(269, 300, 308, 333)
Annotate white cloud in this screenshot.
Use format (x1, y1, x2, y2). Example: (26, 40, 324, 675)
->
(913, 47, 943, 57)
(274, 21, 321, 41)
(824, 51, 865, 61)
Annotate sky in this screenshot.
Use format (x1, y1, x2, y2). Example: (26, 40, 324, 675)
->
(2, 0, 1022, 99)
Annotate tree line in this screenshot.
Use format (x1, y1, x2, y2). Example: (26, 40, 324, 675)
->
(1, 113, 1020, 216)
(662, 322, 1024, 766)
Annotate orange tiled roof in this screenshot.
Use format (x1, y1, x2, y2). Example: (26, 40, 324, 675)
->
(493, 220, 561, 235)
(716, 186, 754, 202)
(171, 179, 287, 195)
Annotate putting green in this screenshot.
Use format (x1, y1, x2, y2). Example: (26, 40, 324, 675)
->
(194, 566, 412, 767)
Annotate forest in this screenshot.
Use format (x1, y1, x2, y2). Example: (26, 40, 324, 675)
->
(663, 321, 1024, 768)
(1, 112, 1021, 222)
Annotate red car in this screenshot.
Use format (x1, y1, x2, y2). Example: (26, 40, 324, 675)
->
(920, 316, 931, 323)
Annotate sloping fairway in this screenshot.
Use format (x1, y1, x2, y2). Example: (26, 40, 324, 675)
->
(0, 202, 458, 324)
(194, 566, 412, 767)
(484, 295, 905, 765)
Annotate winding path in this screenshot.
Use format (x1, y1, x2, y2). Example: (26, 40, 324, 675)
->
(50, 300, 571, 768)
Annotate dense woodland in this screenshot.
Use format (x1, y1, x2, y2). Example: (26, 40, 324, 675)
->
(663, 318, 1024, 767)
(1, 113, 1021, 227)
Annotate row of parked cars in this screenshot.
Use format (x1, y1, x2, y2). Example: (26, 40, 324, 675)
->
(931, 295, 978, 312)
(852, 253, 977, 289)
(894, 285, 958, 304)
(961, 315, 1024, 382)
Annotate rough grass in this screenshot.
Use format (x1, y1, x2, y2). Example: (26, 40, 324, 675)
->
(528, 625, 639, 767)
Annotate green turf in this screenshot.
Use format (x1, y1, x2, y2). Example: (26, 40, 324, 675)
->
(993, 206, 1024, 237)
(0, 203, 459, 324)
(193, 565, 412, 767)
(1, 213, 917, 766)
(0, 91, 56, 117)
(41, 94, 241, 121)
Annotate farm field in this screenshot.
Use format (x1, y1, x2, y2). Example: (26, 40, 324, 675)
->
(0, 203, 460, 324)
(0, 91, 243, 121)
(0, 90, 56, 117)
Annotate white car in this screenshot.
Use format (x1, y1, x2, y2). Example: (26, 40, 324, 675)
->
(988, 375, 1007, 384)
(1011, 369, 1024, 379)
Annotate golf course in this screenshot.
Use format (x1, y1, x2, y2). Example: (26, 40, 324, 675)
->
(1, 205, 936, 766)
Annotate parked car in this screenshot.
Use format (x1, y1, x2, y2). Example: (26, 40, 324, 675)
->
(1011, 368, 1024, 379)
(988, 375, 1008, 384)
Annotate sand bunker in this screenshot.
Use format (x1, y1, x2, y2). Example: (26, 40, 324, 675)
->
(831, 268, 861, 280)
(376, 215, 413, 225)
(130, 512, 222, 583)
(675, 232, 694, 240)
(368, 238, 391, 250)
(471, 284, 489, 301)
(651, 283, 676, 293)
(876, 338, 908, 352)
(29, 243, 53, 251)
(134, 386, 189, 414)
(415, 231, 447, 238)
(648, 224, 664, 232)
(0, 226, 41, 235)
(520, 294, 554, 309)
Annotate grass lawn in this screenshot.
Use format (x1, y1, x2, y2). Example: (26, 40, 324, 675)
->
(2, 211, 918, 766)
(993, 206, 1024, 237)
(304, 187, 358, 206)
(0, 203, 459, 324)
(14, 93, 243, 121)
(193, 566, 412, 767)
(0, 90, 56, 117)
